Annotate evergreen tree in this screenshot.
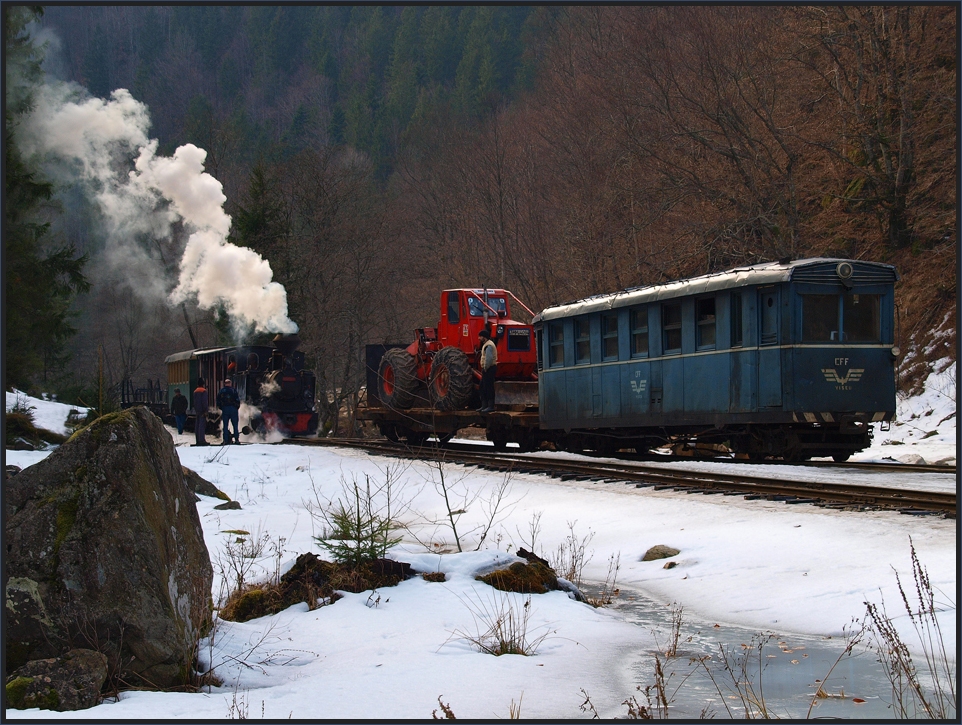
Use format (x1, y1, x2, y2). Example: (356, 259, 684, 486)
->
(5, 6, 90, 389)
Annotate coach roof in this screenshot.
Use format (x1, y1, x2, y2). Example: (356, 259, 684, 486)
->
(534, 258, 898, 323)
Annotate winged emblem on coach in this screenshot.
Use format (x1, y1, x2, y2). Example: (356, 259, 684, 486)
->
(821, 368, 865, 385)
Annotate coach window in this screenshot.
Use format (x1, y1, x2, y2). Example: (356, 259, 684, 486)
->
(760, 289, 779, 345)
(731, 293, 743, 347)
(662, 302, 682, 354)
(602, 314, 619, 361)
(843, 294, 881, 342)
(801, 294, 838, 342)
(575, 318, 591, 364)
(548, 323, 565, 367)
(630, 307, 648, 357)
(696, 297, 716, 349)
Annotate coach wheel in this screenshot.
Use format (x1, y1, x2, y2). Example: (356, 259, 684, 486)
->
(832, 453, 851, 463)
(487, 428, 508, 451)
(429, 347, 473, 411)
(379, 424, 400, 443)
(406, 432, 428, 447)
(436, 432, 455, 444)
(378, 349, 418, 409)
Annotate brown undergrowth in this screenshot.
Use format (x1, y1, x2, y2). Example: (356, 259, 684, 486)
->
(219, 553, 414, 623)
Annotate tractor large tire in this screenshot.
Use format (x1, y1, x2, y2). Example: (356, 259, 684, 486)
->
(428, 347, 473, 412)
(378, 348, 418, 409)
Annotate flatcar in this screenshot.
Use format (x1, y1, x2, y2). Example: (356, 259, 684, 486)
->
(532, 258, 899, 461)
(165, 333, 318, 436)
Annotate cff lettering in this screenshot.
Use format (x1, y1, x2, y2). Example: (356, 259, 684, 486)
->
(835, 357, 849, 366)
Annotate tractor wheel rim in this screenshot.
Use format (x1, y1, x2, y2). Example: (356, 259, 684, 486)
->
(383, 367, 395, 396)
(435, 366, 449, 396)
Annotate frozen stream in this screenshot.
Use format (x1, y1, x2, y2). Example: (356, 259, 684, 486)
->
(589, 584, 900, 720)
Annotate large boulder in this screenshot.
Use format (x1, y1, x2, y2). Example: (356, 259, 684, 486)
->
(5, 407, 213, 690)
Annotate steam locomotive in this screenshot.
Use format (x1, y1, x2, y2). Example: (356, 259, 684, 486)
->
(162, 333, 318, 436)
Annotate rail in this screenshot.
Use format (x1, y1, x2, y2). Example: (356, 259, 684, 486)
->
(282, 437, 956, 517)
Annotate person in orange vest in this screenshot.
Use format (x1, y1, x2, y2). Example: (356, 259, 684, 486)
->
(193, 378, 209, 446)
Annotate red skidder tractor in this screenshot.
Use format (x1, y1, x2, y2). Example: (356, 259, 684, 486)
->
(378, 289, 539, 412)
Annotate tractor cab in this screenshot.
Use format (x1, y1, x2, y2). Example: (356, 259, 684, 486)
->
(436, 289, 537, 378)
(377, 288, 539, 412)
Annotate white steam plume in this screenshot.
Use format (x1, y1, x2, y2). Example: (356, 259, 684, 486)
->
(17, 83, 297, 335)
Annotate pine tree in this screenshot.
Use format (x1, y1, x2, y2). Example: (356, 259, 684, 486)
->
(5, 6, 90, 389)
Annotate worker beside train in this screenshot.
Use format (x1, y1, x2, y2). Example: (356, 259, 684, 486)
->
(193, 378, 209, 446)
(477, 328, 498, 413)
(171, 388, 188, 435)
(217, 378, 241, 445)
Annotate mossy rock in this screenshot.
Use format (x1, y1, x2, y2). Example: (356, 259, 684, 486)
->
(218, 554, 414, 623)
(421, 572, 446, 583)
(477, 561, 559, 594)
(5, 406, 212, 689)
(220, 588, 272, 622)
(5, 676, 61, 710)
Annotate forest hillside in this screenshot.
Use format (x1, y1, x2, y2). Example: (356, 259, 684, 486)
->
(8, 6, 956, 427)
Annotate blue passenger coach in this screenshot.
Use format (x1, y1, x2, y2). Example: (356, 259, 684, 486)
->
(532, 258, 899, 461)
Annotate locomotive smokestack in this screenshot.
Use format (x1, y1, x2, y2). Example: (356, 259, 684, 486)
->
(272, 333, 301, 356)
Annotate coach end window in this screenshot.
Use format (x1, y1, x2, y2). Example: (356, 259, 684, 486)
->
(696, 297, 716, 349)
(548, 323, 564, 367)
(802, 294, 838, 342)
(602, 314, 618, 361)
(630, 307, 648, 357)
(844, 294, 881, 342)
(575, 318, 591, 364)
(662, 303, 682, 354)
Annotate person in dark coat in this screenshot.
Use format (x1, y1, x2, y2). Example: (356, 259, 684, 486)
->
(171, 388, 189, 435)
(477, 328, 498, 413)
(193, 378, 209, 446)
(217, 379, 241, 445)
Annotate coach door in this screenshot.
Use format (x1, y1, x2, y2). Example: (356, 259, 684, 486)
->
(757, 286, 782, 408)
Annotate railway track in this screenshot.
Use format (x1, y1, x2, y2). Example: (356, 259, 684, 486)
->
(284, 437, 957, 517)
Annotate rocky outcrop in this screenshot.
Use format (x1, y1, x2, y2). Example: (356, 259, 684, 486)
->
(5, 407, 213, 691)
(5, 649, 108, 711)
(641, 545, 680, 561)
(183, 466, 229, 501)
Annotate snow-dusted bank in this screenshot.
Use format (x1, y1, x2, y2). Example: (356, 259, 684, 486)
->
(4, 361, 956, 719)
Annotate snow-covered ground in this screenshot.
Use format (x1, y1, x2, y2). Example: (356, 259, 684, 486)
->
(4, 361, 957, 719)
(5, 390, 90, 437)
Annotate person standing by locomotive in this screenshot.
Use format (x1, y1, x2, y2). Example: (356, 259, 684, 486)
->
(217, 378, 241, 445)
(193, 378, 209, 446)
(477, 328, 498, 413)
(171, 388, 189, 435)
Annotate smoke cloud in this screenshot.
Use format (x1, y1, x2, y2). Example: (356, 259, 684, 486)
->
(16, 82, 297, 335)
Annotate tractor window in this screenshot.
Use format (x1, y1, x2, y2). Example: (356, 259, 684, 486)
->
(696, 297, 716, 349)
(575, 318, 591, 364)
(630, 307, 648, 357)
(602, 314, 618, 360)
(467, 296, 506, 316)
(843, 294, 881, 342)
(507, 327, 531, 352)
(447, 292, 460, 324)
(802, 294, 839, 342)
(548, 323, 564, 367)
(662, 303, 682, 354)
